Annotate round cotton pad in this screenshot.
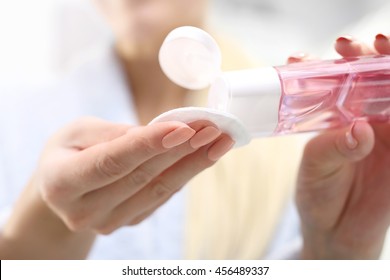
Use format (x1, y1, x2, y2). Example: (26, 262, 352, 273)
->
(149, 107, 251, 147)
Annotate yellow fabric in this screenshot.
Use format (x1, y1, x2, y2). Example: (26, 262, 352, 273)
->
(184, 34, 307, 259)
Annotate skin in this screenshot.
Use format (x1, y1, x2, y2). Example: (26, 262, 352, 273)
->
(291, 34, 390, 259)
(1, 0, 234, 259)
(1, 0, 389, 259)
(0, 118, 233, 259)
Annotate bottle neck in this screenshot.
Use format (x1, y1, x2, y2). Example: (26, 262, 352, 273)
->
(208, 67, 282, 137)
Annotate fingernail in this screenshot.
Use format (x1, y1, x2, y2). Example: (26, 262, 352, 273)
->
(290, 52, 307, 59)
(288, 52, 307, 63)
(190, 126, 221, 149)
(345, 122, 358, 149)
(376, 33, 390, 41)
(162, 126, 195, 148)
(337, 35, 354, 44)
(207, 137, 235, 161)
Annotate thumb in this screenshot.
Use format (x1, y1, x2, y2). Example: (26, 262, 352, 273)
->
(301, 120, 375, 176)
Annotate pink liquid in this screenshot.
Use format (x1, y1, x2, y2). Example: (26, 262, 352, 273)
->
(274, 55, 390, 134)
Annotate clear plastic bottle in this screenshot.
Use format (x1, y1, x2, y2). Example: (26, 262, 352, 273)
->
(208, 55, 390, 137)
(158, 26, 390, 139)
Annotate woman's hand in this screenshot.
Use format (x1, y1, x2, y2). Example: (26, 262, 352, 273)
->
(293, 34, 390, 259)
(1, 117, 233, 259)
(37, 117, 233, 234)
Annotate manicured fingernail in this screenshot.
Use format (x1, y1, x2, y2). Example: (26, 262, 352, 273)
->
(190, 126, 221, 149)
(162, 126, 195, 148)
(376, 33, 390, 41)
(290, 52, 307, 59)
(207, 137, 235, 161)
(337, 35, 354, 44)
(345, 122, 358, 149)
(288, 52, 307, 63)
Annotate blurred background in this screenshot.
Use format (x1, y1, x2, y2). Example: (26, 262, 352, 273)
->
(0, 0, 389, 258)
(0, 0, 389, 83)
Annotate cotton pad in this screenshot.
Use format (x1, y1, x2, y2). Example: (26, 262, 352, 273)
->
(156, 27, 252, 148)
(150, 107, 251, 147)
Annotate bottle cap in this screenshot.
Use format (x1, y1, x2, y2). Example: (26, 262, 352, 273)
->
(159, 26, 282, 138)
(159, 26, 222, 90)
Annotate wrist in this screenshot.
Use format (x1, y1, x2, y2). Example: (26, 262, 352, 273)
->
(1, 175, 96, 259)
(301, 229, 384, 260)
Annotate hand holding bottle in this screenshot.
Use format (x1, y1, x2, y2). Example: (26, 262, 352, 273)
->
(294, 34, 390, 259)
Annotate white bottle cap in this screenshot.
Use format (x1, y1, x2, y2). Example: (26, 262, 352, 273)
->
(159, 26, 221, 90)
(208, 68, 282, 137)
(159, 26, 282, 137)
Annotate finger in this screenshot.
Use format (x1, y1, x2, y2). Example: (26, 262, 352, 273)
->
(53, 117, 131, 149)
(374, 34, 390, 55)
(127, 209, 155, 226)
(81, 123, 222, 211)
(55, 121, 196, 194)
(94, 134, 234, 234)
(71, 121, 221, 230)
(300, 120, 374, 179)
(287, 52, 320, 64)
(335, 36, 376, 57)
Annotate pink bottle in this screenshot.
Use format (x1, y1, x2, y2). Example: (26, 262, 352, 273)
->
(209, 55, 390, 137)
(159, 26, 390, 139)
